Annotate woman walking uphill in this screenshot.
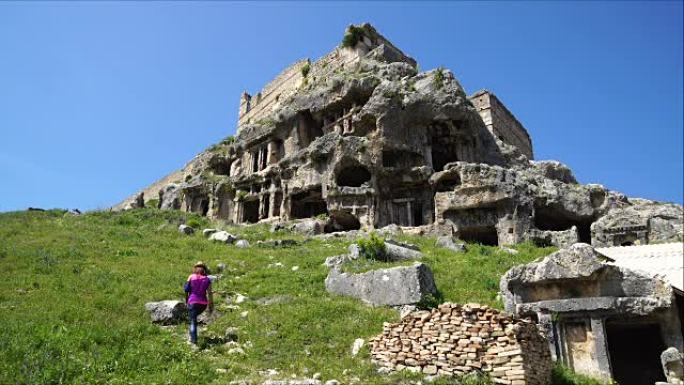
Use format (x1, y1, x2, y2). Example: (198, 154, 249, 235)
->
(184, 261, 213, 346)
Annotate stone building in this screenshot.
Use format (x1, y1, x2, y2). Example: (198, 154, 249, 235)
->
(116, 23, 683, 248)
(500, 243, 684, 385)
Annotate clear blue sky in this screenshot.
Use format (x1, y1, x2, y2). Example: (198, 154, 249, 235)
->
(0, 1, 682, 212)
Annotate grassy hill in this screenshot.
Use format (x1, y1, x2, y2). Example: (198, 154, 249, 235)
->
(0, 209, 601, 385)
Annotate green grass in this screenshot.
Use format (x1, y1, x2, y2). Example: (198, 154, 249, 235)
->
(0, 208, 593, 384)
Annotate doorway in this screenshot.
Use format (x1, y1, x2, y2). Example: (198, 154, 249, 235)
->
(606, 322, 666, 385)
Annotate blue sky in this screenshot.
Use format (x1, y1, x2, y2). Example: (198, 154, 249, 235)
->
(0, 1, 682, 212)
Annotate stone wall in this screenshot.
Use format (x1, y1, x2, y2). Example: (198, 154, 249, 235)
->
(238, 59, 309, 129)
(469, 90, 533, 159)
(369, 303, 552, 384)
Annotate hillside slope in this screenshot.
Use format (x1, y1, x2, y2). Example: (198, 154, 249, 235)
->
(1, 209, 599, 385)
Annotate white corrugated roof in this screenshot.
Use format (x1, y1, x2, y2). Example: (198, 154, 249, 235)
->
(596, 243, 683, 292)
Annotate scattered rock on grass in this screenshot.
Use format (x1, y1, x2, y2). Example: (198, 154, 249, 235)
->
(235, 239, 250, 248)
(256, 239, 300, 247)
(225, 327, 239, 342)
(325, 263, 437, 306)
(144, 300, 187, 324)
(499, 246, 518, 255)
(435, 235, 466, 252)
(178, 224, 195, 235)
(209, 231, 237, 244)
(203, 228, 218, 237)
(351, 338, 365, 356)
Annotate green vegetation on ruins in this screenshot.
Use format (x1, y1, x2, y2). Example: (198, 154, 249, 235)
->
(0, 209, 600, 384)
(341, 25, 367, 48)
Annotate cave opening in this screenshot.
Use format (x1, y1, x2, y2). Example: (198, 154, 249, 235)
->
(273, 192, 283, 217)
(435, 174, 461, 192)
(534, 204, 593, 243)
(242, 200, 259, 223)
(290, 187, 328, 219)
(336, 165, 371, 187)
(325, 211, 361, 233)
(458, 226, 499, 246)
(431, 145, 458, 172)
(210, 158, 232, 176)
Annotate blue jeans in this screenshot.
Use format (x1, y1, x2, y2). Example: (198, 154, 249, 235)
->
(187, 303, 207, 344)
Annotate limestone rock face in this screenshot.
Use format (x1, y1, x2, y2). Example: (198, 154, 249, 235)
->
(324, 263, 436, 306)
(113, 23, 681, 249)
(159, 184, 181, 210)
(500, 243, 674, 316)
(591, 199, 683, 247)
(144, 300, 187, 324)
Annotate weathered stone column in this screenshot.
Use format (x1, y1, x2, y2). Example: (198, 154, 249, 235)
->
(234, 201, 242, 223)
(258, 194, 266, 220)
(268, 190, 276, 218)
(591, 317, 612, 379)
(267, 141, 277, 165)
(424, 144, 433, 169)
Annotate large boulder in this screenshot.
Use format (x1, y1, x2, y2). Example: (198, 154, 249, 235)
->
(235, 239, 250, 248)
(144, 300, 187, 324)
(660, 347, 684, 385)
(125, 192, 145, 210)
(290, 219, 325, 236)
(158, 184, 181, 210)
(325, 263, 436, 306)
(209, 231, 237, 244)
(384, 240, 423, 260)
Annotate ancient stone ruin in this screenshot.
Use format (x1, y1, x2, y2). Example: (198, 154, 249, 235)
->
(116, 23, 682, 248)
(500, 243, 684, 385)
(369, 303, 552, 384)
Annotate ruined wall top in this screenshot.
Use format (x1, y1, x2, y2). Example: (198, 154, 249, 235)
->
(236, 23, 416, 132)
(469, 89, 534, 159)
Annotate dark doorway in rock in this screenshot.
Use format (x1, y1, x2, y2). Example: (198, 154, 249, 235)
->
(242, 200, 259, 223)
(458, 226, 498, 246)
(435, 174, 461, 192)
(199, 199, 209, 216)
(412, 202, 424, 226)
(606, 322, 666, 385)
(290, 187, 328, 219)
(613, 232, 638, 246)
(325, 211, 361, 233)
(336, 165, 371, 187)
(534, 204, 592, 243)
(273, 192, 283, 217)
(262, 195, 270, 220)
(431, 146, 457, 172)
